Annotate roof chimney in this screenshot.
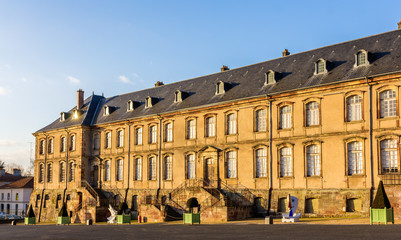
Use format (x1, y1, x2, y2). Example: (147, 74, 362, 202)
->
(221, 65, 230, 72)
(282, 49, 290, 57)
(154, 81, 164, 87)
(77, 89, 84, 109)
(398, 20, 401, 30)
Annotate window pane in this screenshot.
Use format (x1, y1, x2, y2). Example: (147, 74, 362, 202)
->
(381, 139, 398, 173)
(227, 151, 237, 178)
(206, 117, 215, 137)
(135, 158, 142, 180)
(280, 147, 292, 177)
(256, 148, 267, 178)
(348, 141, 363, 175)
(165, 156, 172, 180)
(187, 154, 196, 179)
(307, 145, 320, 176)
(306, 102, 319, 126)
(280, 106, 292, 129)
(256, 109, 267, 132)
(380, 90, 396, 118)
(227, 114, 236, 135)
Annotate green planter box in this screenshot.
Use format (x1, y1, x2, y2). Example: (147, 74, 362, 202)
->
(24, 217, 36, 225)
(183, 213, 200, 224)
(117, 214, 131, 224)
(370, 207, 394, 224)
(57, 216, 70, 225)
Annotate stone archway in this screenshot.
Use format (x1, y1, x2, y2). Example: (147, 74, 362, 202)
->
(187, 198, 199, 213)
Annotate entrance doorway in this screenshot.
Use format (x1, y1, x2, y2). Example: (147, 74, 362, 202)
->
(205, 158, 215, 186)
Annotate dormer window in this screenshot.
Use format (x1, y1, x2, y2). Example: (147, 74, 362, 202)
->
(104, 106, 110, 116)
(73, 110, 79, 119)
(355, 50, 369, 67)
(60, 112, 66, 121)
(265, 70, 276, 85)
(216, 81, 225, 95)
(315, 59, 327, 75)
(145, 96, 153, 108)
(174, 90, 183, 103)
(127, 100, 134, 112)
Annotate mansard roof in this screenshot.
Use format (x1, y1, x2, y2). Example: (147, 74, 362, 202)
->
(36, 29, 401, 133)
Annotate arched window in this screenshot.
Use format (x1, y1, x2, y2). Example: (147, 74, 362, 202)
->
(164, 155, 172, 180)
(127, 100, 134, 111)
(60, 136, 66, 152)
(70, 135, 76, 151)
(59, 162, 65, 182)
(347, 95, 362, 121)
(307, 145, 320, 176)
(69, 162, 75, 182)
(149, 125, 157, 143)
(255, 109, 267, 132)
(380, 90, 396, 118)
(205, 116, 216, 137)
(134, 158, 142, 180)
(116, 159, 123, 181)
(380, 139, 398, 173)
(356, 51, 367, 66)
(280, 105, 292, 129)
(47, 163, 53, 182)
(316, 59, 326, 74)
(347, 141, 363, 175)
(266, 71, 276, 85)
(165, 123, 173, 142)
(187, 119, 196, 139)
(226, 151, 237, 178)
(255, 148, 267, 178)
(306, 101, 319, 126)
(280, 147, 292, 177)
(39, 140, 45, 155)
(48, 139, 54, 153)
(149, 156, 157, 180)
(117, 130, 124, 147)
(135, 127, 143, 145)
(226, 113, 236, 135)
(105, 132, 112, 148)
(216, 81, 225, 95)
(187, 154, 196, 179)
(39, 164, 44, 183)
(104, 160, 110, 181)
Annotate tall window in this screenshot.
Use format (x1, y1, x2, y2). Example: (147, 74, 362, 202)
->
(59, 162, 65, 182)
(164, 156, 172, 180)
(48, 139, 54, 153)
(280, 147, 292, 177)
(187, 154, 196, 179)
(347, 95, 362, 121)
(255, 109, 267, 132)
(226, 113, 236, 135)
(69, 162, 75, 182)
(316, 60, 325, 74)
(357, 51, 366, 66)
(150, 125, 157, 144)
(39, 140, 45, 155)
(165, 123, 173, 142)
(47, 163, 53, 182)
(94, 134, 100, 150)
(280, 105, 292, 129)
(104, 160, 110, 181)
(306, 102, 319, 126)
(226, 151, 237, 178)
(381, 139, 398, 173)
(348, 141, 363, 175)
(136, 128, 143, 145)
(255, 148, 267, 178)
(187, 119, 196, 139)
(116, 159, 123, 181)
(39, 164, 44, 183)
(70, 135, 76, 151)
(380, 90, 396, 118)
(206, 116, 216, 137)
(307, 145, 320, 177)
(149, 157, 156, 180)
(117, 130, 124, 147)
(105, 132, 111, 148)
(135, 158, 142, 180)
(60, 137, 66, 152)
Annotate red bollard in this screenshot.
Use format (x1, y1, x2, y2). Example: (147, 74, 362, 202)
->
(138, 215, 142, 223)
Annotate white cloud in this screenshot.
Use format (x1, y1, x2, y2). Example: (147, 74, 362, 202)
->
(67, 76, 81, 84)
(0, 86, 11, 95)
(119, 75, 134, 85)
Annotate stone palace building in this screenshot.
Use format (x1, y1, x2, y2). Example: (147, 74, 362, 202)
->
(31, 22, 401, 223)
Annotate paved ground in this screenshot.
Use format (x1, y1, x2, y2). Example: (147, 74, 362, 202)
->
(1, 219, 401, 240)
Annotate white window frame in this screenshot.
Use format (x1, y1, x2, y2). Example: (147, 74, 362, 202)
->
(164, 155, 172, 180)
(60, 137, 66, 152)
(206, 116, 216, 137)
(380, 139, 398, 173)
(165, 123, 173, 142)
(306, 101, 319, 126)
(104, 160, 111, 181)
(226, 151, 237, 178)
(347, 141, 363, 175)
(135, 158, 142, 180)
(48, 139, 54, 154)
(280, 147, 292, 177)
(226, 113, 237, 135)
(307, 144, 320, 177)
(149, 157, 157, 180)
(117, 130, 124, 148)
(149, 125, 157, 144)
(187, 154, 196, 179)
(280, 105, 292, 129)
(59, 162, 65, 182)
(136, 127, 143, 145)
(116, 159, 123, 181)
(255, 148, 267, 178)
(380, 90, 397, 118)
(70, 135, 76, 151)
(255, 109, 267, 132)
(105, 132, 111, 149)
(69, 162, 75, 182)
(347, 95, 362, 122)
(187, 119, 196, 139)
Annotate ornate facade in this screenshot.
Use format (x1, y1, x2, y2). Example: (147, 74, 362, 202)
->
(31, 25, 401, 222)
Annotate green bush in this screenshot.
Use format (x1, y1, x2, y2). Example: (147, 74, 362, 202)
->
(26, 205, 35, 218)
(118, 202, 128, 215)
(372, 181, 391, 209)
(58, 204, 69, 217)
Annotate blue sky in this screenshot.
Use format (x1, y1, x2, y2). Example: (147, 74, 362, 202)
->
(0, 0, 400, 170)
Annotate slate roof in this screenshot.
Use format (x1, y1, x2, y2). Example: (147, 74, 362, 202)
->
(36, 29, 401, 133)
(0, 177, 33, 189)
